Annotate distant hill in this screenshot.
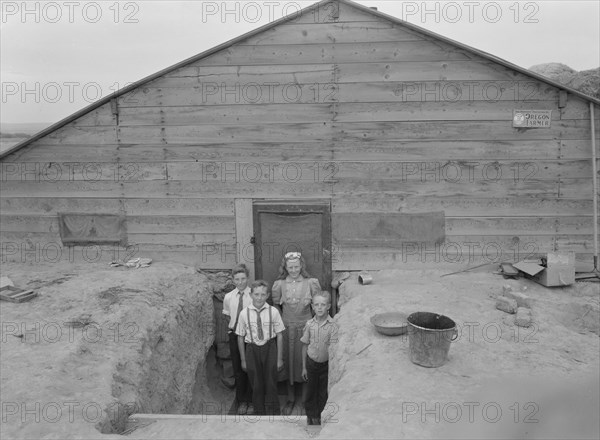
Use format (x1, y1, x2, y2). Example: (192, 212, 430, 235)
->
(0, 122, 54, 153)
(529, 63, 600, 99)
(1, 122, 53, 136)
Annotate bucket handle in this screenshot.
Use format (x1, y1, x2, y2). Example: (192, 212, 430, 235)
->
(451, 328, 459, 341)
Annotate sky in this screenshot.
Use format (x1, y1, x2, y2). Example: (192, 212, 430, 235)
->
(1, 0, 599, 124)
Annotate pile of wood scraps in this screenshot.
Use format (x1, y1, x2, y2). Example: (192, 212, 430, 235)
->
(0, 277, 37, 303)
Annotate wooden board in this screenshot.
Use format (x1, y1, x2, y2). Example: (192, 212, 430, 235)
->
(4, 142, 334, 163)
(234, 199, 255, 275)
(332, 212, 445, 246)
(332, 196, 595, 216)
(163, 64, 334, 83)
(240, 21, 423, 45)
(0, 285, 37, 303)
(117, 80, 562, 106)
(0, 180, 334, 199)
(118, 104, 334, 125)
(116, 123, 332, 144)
(0, 197, 234, 216)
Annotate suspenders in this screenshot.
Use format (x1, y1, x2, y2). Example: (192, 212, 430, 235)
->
(246, 305, 273, 344)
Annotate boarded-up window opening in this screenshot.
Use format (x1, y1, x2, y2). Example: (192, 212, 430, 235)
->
(58, 213, 127, 246)
(332, 212, 445, 247)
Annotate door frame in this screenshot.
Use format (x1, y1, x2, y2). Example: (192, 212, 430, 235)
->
(252, 200, 332, 290)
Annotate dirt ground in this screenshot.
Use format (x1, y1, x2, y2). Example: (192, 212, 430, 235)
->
(1, 261, 598, 439)
(0, 260, 215, 439)
(322, 268, 600, 439)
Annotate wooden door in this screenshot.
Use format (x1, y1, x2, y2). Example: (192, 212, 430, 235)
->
(253, 202, 331, 294)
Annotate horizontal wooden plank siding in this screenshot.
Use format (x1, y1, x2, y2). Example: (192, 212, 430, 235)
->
(1, 0, 598, 269)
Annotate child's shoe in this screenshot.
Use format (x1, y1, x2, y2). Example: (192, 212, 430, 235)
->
(237, 402, 248, 415)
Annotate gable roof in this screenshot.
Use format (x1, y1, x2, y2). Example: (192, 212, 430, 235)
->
(2, 0, 599, 160)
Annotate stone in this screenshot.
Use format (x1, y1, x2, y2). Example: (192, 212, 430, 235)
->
(503, 290, 531, 308)
(515, 307, 533, 327)
(496, 296, 518, 314)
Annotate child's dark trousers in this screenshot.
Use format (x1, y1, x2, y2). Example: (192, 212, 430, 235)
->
(229, 332, 252, 404)
(245, 338, 280, 415)
(305, 356, 328, 419)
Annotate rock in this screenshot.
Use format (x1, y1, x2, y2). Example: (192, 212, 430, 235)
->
(503, 290, 531, 308)
(496, 296, 518, 314)
(515, 307, 533, 327)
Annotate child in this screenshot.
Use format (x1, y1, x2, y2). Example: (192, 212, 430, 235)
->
(301, 291, 336, 425)
(237, 280, 285, 416)
(271, 252, 321, 415)
(222, 264, 253, 415)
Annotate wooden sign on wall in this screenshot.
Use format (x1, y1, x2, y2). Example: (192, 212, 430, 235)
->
(512, 110, 552, 128)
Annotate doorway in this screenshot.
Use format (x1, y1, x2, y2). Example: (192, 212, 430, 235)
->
(252, 201, 331, 292)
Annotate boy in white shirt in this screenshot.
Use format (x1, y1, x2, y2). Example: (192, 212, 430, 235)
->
(222, 264, 253, 414)
(236, 280, 285, 415)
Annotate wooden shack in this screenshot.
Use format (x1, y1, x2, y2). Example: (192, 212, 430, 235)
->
(1, 0, 599, 287)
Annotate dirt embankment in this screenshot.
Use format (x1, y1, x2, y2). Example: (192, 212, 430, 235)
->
(322, 269, 599, 439)
(1, 261, 214, 439)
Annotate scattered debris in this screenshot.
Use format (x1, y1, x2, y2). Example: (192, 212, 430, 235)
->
(355, 343, 372, 356)
(513, 252, 576, 287)
(515, 307, 533, 327)
(499, 263, 520, 279)
(0, 285, 37, 303)
(502, 285, 532, 308)
(496, 296, 518, 314)
(440, 262, 494, 277)
(331, 271, 350, 289)
(64, 313, 95, 328)
(110, 258, 153, 268)
(358, 273, 373, 285)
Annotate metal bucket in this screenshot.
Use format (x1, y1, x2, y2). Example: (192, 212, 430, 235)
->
(407, 312, 458, 367)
